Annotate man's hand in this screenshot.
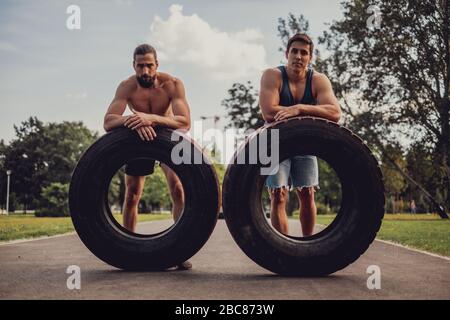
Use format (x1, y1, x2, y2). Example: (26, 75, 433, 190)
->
(135, 125, 157, 141)
(274, 105, 301, 121)
(124, 111, 157, 130)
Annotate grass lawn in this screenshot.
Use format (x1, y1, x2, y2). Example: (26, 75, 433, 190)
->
(293, 213, 450, 257)
(0, 212, 172, 242)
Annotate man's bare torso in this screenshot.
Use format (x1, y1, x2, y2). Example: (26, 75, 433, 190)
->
(124, 72, 176, 117)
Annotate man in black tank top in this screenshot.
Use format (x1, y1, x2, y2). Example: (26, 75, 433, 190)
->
(259, 33, 341, 236)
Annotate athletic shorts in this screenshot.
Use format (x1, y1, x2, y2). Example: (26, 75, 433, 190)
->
(124, 159, 156, 176)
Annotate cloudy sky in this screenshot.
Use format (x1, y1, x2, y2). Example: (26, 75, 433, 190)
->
(0, 0, 343, 142)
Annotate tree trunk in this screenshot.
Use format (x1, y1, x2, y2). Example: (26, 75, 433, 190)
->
(443, 0, 450, 212)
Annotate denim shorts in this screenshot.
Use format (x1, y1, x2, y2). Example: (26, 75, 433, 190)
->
(265, 155, 319, 190)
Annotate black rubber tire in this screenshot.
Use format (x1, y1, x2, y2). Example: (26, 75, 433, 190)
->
(223, 117, 385, 276)
(69, 127, 220, 270)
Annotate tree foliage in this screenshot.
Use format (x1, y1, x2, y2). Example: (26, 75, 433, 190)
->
(35, 183, 70, 217)
(222, 81, 265, 130)
(140, 166, 172, 212)
(318, 0, 449, 211)
(1, 117, 98, 212)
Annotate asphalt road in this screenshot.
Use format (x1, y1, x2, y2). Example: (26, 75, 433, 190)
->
(0, 220, 449, 300)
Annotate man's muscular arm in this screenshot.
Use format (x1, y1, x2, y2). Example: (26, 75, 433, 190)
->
(306, 74, 341, 122)
(156, 78, 191, 130)
(259, 69, 285, 123)
(104, 81, 132, 132)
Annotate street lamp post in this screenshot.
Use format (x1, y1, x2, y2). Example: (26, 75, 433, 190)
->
(200, 115, 220, 131)
(6, 170, 11, 215)
(200, 115, 221, 157)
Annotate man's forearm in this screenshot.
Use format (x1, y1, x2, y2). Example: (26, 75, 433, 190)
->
(104, 114, 131, 132)
(262, 105, 285, 123)
(151, 114, 190, 130)
(298, 104, 341, 122)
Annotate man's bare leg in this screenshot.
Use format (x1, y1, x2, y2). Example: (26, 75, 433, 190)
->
(269, 187, 289, 234)
(161, 164, 191, 270)
(296, 187, 317, 236)
(123, 175, 146, 232)
(161, 164, 185, 221)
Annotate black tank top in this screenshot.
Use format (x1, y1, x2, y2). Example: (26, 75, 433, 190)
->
(278, 66, 316, 106)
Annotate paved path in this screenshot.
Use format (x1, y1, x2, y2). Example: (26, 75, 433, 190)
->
(0, 220, 449, 299)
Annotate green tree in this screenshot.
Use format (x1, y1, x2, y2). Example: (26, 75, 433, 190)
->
(318, 0, 449, 214)
(277, 13, 310, 52)
(316, 159, 342, 213)
(140, 166, 171, 212)
(39, 121, 98, 184)
(222, 81, 265, 130)
(0, 140, 7, 210)
(108, 170, 124, 212)
(4, 117, 46, 212)
(405, 141, 443, 213)
(35, 182, 70, 217)
(3, 117, 98, 212)
(380, 144, 408, 213)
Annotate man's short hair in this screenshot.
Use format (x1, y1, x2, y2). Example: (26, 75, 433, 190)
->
(286, 33, 314, 58)
(133, 44, 157, 61)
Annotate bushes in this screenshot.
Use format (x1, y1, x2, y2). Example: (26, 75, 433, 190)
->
(35, 183, 69, 217)
(316, 202, 333, 215)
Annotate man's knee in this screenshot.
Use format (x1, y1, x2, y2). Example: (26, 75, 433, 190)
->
(297, 187, 315, 205)
(298, 186, 314, 197)
(124, 187, 142, 206)
(270, 187, 288, 204)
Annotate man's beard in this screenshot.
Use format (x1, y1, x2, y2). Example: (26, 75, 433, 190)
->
(137, 75, 156, 88)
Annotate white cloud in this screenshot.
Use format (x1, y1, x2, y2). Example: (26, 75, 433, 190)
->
(149, 4, 267, 80)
